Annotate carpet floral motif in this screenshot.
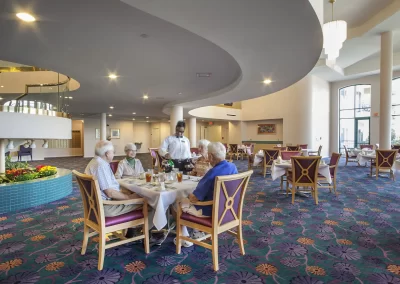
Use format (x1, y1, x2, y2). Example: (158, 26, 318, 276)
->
(0, 158, 400, 283)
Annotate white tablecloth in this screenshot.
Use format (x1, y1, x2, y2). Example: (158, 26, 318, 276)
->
(118, 177, 199, 230)
(270, 160, 332, 184)
(253, 149, 313, 167)
(358, 154, 375, 165)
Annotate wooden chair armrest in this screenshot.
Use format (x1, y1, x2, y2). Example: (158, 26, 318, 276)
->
(189, 200, 214, 206)
(329, 165, 336, 168)
(102, 198, 145, 206)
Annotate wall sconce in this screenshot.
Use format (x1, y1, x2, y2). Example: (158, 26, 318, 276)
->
(30, 140, 36, 148)
(42, 140, 49, 148)
(7, 140, 14, 149)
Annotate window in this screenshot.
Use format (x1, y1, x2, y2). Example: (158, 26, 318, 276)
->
(392, 78, 400, 145)
(339, 85, 371, 152)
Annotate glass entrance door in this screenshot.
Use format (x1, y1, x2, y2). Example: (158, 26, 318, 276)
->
(355, 118, 370, 148)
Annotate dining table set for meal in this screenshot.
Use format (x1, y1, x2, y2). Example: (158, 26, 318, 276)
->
(118, 170, 201, 231)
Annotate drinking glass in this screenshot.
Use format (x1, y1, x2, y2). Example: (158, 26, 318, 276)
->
(146, 169, 153, 183)
(176, 171, 183, 183)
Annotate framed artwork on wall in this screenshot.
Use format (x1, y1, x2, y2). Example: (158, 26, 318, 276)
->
(95, 129, 100, 139)
(110, 128, 120, 139)
(257, 124, 276, 134)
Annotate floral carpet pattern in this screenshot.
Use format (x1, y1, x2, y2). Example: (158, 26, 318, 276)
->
(1, 158, 400, 283)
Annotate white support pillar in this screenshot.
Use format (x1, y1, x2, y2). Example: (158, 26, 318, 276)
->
(100, 113, 107, 141)
(189, 117, 197, 147)
(170, 106, 183, 135)
(380, 31, 393, 149)
(0, 139, 5, 173)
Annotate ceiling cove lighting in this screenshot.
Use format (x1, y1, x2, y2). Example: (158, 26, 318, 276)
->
(16, 13, 36, 22)
(108, 74, 118, 79)
(323, 0, 347, 62)
(263, 79, 272, 85)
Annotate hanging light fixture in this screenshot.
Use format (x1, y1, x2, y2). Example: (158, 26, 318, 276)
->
(323, 0, 347, 62)
(7, 140, 14, 149)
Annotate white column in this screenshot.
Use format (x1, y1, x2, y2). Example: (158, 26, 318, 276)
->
(170, 106, 183, 135)
(189, 117, 197, 147)
(380, 31, 393, 149)
(100, 113, 107, 140)
(0, 139, 6, 173)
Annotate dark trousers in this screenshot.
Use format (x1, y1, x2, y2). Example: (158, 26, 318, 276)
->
(171, 159, 189, 174)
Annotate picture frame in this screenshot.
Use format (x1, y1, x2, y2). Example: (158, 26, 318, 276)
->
(95, 129, 100, 139)
(110, 128, 120, 139)
(257, 124, 276, 134)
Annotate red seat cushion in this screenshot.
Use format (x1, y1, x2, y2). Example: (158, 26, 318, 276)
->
(105, 209, 144, 227)
(181, 213, 212, 227)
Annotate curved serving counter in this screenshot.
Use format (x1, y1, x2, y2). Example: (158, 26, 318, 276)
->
(0, 169, 72, 214)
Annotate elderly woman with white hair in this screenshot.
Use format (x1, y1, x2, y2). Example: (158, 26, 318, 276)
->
(190, 139, 212, 177)
(115, 143, 145, 179)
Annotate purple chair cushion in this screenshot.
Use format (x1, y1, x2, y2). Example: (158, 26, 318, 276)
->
(105, 209, 144, 227)
(181, 212, 212, 227)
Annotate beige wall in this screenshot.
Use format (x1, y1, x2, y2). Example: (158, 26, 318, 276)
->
(242, 75, 330, 156)
(83, 118, 151, 157)
(242, 119, 283, 142)
(329, 71, 400, 152)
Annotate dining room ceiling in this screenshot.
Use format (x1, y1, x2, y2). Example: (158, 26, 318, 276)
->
(0, 0, 322, 120)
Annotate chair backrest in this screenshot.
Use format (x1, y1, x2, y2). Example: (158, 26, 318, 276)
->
(287, 146, 300, 151)
(110, 161, 119, 174)
(360, 144, 373, 149)
(263, 149, 280, 166)
(149, 148, 158, 167)
(298, 144, 308, 150)
(190, 148, 199, 154)
(222, 143, 228, 151)
(317, 145, 323, 156)
(274, 146, 287, 151)
(248, 154, 254, 169)
(392, 145, 400, 150)
(376, 150, 398, 169)
(281, 151, 302, 160)
(212, 170, 253, 227)
(19, 145, 32, 153)
(230, 144, 238, 153)
(343, 145, 350, 158)
(250, 144, 255, 154)
(291, 156, 321, 185)
(73, 170, 104, 229)
(329, 152, 342, 177)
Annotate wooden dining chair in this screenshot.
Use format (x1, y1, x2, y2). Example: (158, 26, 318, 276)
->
(248, 153, 255, 170)
(109, 161, 119, 175)
(309, 145, 322, 156)
(262, 149, 280, 178)
(287, 146, 300, 151)
(318, 153, 341, 195)
(190, 147, 199, 154)
(229, 144, 241, 160)
(360, 144, 373, 149)
(274, 146, 287, 151)
(298, 144, 308, 150)
(374, 150, 398, 181)
(287, 156, 321, 204)
(281, 151, 302, 160)
(176, 170, 253, 271)
(392, 145, 400, 150)
(73, 170, 150, 270)
(343, 145, 358, 166)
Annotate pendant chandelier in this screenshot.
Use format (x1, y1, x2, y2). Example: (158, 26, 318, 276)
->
(323, 0, 347, 61)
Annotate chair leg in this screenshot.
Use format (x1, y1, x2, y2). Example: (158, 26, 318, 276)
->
(263, 166, 266, 178)
(211, 233, 219, 271)
(237, 224, 245, 256)
(143, 219, 150, 254)
(314, 186, 319, 205)
(176, 219, 181, 255)
(291, 187, 295, 204)
(376, 168, 378, 180)
(81, 224, 90, 255)
(345, 158, 348, 166)
(98, 232, 106, 270)
(333, 180, 338, 196)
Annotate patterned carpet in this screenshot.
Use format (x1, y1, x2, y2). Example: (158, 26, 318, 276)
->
(1, 156, 400, 283)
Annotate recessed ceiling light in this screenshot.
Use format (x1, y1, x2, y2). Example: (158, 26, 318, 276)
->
(0, 86, 3, 88)
(197, 73, 211, 78)
(109, 106, 114, 109)
(132, 118, 135, 120)
(69, 97, 73, 99)
(143, 94, 149, 99)
(178, 92, 182, 95)
(132, 112, 136, 115)
(146, 117, 149, 119)
(59, 96, 62, 98)
(108, 74, 118, 79)
(16, 13, 36, 22)
(263, 79, 272, 85)
(64, 96, 68, 99)
(146, 121, 149, 122)
(0, 97, 3, 100)
(108, 114, 112, 117)
(40, 84, 43, 86)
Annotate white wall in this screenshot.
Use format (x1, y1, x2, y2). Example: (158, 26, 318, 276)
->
(242, 75, 330, 156)
(83, 118, 151, 157)
(329, 71, 400, 152)
(189, 106, 241, 121)
(0, 112, 72, 139)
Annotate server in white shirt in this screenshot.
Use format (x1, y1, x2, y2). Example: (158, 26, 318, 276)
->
(159, 120, 191, 172)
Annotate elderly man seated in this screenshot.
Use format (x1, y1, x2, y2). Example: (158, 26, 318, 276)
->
(85, 140, 142, 237)
(174, 142, 238, 247)
(115, 143, 144, 179)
